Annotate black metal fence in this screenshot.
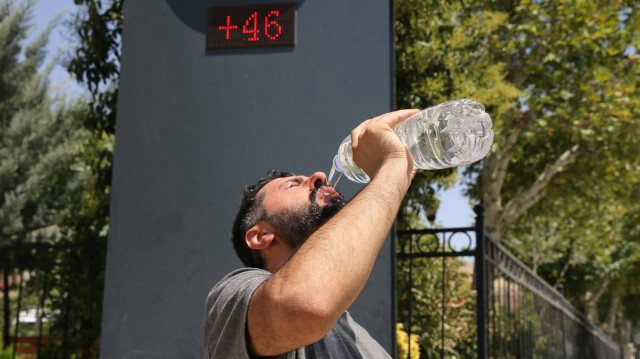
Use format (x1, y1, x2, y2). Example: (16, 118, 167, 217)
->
(396, 205, 620, 359)
(0, 241, 105, 359)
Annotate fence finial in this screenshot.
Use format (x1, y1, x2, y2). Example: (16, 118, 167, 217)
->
(473, 203, 485, 217)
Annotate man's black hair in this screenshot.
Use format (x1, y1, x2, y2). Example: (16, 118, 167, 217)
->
(231, 170, 295, 268)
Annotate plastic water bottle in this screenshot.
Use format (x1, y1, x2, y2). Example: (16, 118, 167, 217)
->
(331, 98, 494, 183)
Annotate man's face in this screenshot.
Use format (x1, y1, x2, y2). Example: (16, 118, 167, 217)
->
(258, 172, 346, 249)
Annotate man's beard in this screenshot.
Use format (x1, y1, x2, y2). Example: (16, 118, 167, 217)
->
(265, 186, 346, 251)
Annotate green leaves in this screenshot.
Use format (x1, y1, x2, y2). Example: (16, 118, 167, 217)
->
(59, 0, 123, 246)
(396, 0, 640, 334)
(0, 1, 87, 245)
(396, 255, 477, 357)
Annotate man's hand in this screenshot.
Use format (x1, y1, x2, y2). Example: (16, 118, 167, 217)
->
(350, 109, 419, 179)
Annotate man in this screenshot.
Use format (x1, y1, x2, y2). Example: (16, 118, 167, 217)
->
(204, 109, 419, 358)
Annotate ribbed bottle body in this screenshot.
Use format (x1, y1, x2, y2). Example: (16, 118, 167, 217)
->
(333, 99, 494, 184)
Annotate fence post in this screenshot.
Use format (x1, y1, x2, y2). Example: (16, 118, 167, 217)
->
(3, 262, 9, 350)
(475, 204, 488, 359)
(561, 311, 567, 359)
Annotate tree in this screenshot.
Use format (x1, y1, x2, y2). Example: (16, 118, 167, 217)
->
(27, 1, 125, 355)
(0, 0, 90, 350)
(62, 0, 123, 246)
(0, 0, 85, 246)
(505, 165, 640, 339)
(395, 0, 640, 348)
(396, 0, 640, 242)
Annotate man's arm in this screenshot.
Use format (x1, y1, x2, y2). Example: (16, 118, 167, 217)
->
(248, 110, 418, 356)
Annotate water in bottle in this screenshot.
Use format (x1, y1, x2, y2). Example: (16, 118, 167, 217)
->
(330, 98, 494, 184)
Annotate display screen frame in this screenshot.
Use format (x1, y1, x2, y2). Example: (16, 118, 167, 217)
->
(207, 3, 297, 50)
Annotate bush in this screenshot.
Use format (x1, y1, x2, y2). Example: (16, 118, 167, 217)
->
(0, 348, 14, 359)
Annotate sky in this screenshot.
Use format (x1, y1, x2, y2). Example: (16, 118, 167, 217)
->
(29, 0, 85, 98)
(29, 0, 477, 229)
(435, 172, 475, 228)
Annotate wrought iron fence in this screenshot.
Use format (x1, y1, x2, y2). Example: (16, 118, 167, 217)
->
(396, 205, 620, 359)
(0, 241, 105, 359)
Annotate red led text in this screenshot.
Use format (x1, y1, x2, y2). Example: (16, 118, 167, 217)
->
(207, 4, 295, 49)
(220, 10, 282, 42)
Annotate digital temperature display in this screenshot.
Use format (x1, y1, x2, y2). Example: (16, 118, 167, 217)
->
(207, 3, 296, 49)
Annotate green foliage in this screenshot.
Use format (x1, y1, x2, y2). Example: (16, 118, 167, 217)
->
(62, 0, 123, 244)
(506, 167, 640, 337)
(0, 347, 13, 359)
(0, 0, 120, 355)
(396, 0, 640, 226)
(15, 1, 126, 355)
(67, 0, 122, 98)
(0, 0, 86, 246)
(32, 242, 104, 358)
(396, 0, 640, 346)
(396, 250, 476, 358)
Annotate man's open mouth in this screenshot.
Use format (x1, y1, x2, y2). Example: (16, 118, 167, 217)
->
(317, 186, 340, 201)
(310, 185, 343, 203)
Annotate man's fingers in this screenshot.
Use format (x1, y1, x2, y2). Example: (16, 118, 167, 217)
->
(380, 109, 420, 129)
(350, 119, 371, 148)
(351, 109, 418, 148)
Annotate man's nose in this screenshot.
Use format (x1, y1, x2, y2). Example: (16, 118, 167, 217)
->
(307, 172, 328, 191)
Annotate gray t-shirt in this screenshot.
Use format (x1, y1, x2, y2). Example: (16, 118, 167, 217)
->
(204, 268, 391, 358)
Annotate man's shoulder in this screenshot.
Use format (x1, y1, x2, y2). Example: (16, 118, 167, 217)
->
(206, 267, 272, 306)
(204, 268, 273, 358)
(215, 267, 272, 288)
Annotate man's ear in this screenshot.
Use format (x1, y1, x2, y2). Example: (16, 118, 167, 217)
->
(245, 221, 276, 251)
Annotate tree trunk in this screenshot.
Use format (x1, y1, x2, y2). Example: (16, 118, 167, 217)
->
(605, 291, 621, 337)
(584, 292, 599, 323)
(482, 144, 580, 241)
(583, 279, 610, 323)
(2, 268, 9, 349)
(481, 151, 507, 242)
